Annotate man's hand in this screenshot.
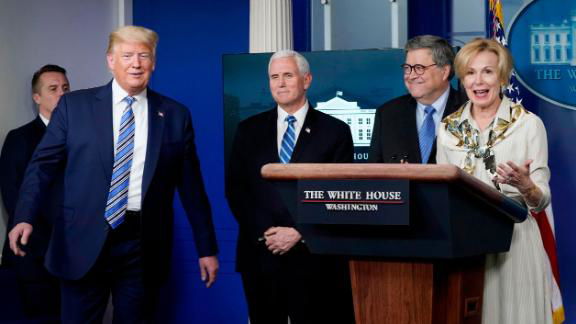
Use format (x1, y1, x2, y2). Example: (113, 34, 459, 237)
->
(8, 222, 33, 257)
(199, 256, 219, 288)
(264, 227, 302, 255)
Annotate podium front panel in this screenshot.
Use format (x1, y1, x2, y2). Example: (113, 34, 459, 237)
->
(275, 180, 514, 259)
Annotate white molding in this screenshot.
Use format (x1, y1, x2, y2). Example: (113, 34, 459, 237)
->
(250, 0, 293, 53)
(117, 0, 133, 27)
(323, 0, 332, 50)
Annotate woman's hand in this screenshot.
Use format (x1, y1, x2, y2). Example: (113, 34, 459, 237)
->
(496, 159, 542, 207)
(496, 160, 532, 191)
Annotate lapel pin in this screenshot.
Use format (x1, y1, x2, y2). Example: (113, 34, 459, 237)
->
(158, 111, 164, 118)
(305, 127, 311, 133)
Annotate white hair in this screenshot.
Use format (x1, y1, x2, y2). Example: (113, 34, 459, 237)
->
(268, 49, 310, 75)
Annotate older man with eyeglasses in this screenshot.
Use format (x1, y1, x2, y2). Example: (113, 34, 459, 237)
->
(369, 35, 466, 164)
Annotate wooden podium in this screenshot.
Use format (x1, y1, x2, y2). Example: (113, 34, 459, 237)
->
(261, 163, 526, 324)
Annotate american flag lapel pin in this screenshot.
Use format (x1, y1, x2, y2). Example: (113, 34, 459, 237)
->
(158, 111, 164, 118)
(305, 127, 311, 134)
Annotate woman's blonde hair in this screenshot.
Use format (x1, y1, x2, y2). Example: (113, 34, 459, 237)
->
(454, 38, 513, 85)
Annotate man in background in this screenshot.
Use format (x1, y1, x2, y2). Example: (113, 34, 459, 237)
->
(369, 35, 465, 164)
(226, 50, 355, 324)
(0, 64, 69, 320)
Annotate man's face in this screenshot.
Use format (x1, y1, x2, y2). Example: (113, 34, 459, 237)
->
(107, 41, 155, 95)
(404, 48, 450, 105)
(33, 71, 70, 118)
(269, 57, 312, 113)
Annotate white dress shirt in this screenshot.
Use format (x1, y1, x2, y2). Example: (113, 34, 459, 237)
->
(111, 79, 148, 211)
(39, 113, 49, 126)
(277, 102, 309, 156)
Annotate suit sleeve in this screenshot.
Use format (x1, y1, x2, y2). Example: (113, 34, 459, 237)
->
(368, 109, 384, 163)
(0, 131, 26, 219)
(225, 122, 275, 240)
(177, 111, 218, 257)
(14, 99, 68, 225)
(331, 123, 354, 163)
(225, 122, 246, 223)
(522, 116, 550, 212)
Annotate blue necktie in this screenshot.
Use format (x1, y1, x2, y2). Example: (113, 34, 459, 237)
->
(105, 96, 136, 229)
(279, 115, 297, 163)
(419, 106, 436, 163)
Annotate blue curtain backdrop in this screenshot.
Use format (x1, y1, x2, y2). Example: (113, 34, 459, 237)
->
(293, 0, 312, 51)
(408, 0, 452, 40)
(133, 1, 249, 323)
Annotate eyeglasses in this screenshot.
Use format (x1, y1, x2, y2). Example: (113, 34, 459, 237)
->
(401, 63, 437, 75)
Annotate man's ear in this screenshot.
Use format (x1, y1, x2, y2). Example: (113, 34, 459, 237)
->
(32, 93, 41, 105)
(303, 73, 312, 90)
(106, 53, 114, 71)
(442, 66, 451, 82)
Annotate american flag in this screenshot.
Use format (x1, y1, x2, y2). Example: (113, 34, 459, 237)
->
(488, 1, 565, 323)
(488, 0, 522, 105)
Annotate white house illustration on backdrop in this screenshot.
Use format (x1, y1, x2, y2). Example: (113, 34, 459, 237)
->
(316, 91, 376, 147)
(530, 11, 576, 65)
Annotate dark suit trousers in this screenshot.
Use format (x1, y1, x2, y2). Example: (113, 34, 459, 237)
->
(59, 214, 157, 324)
(13, 260, 60, 319)
(2, 223, 61, 320)
(241, 267, 355, 324)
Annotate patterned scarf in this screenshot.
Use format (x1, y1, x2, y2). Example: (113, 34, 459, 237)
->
(442, 97, 528, 189)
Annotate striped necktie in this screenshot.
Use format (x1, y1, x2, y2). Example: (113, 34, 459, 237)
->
(279, 115, 297, 163)
(418, 106, 436, 163)
(104, 96, 136, 229)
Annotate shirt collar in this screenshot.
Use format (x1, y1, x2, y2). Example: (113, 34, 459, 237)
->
(39, 113, 49, 126)
(495, 96, 512, 122)
(459, 96, 511, 127)
(112, 79, 147, 105)
(416, 86, 450, 115)
(277, 100, 309, 122)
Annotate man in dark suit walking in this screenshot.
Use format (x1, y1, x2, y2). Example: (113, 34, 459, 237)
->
(8, 26, 218, 323)
(369, 35, 465, 164)
(0, 64, 69, 320)
(226, 50, 355, 324)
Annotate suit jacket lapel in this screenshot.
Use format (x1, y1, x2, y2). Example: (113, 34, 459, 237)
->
(32, 116, 47, 140)
(141, 90, 165, 199)
(268, 108, 280, 163)
(290, 104, 315, 163)
(93, 83, 114, 180)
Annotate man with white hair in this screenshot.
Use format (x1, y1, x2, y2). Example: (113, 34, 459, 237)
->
(227, 49, 355, 323)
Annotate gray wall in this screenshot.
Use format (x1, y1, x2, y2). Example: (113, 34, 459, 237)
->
(312, 0, 407, 50)
(451, 0, 531, 45)
(313, 0, 529, 51)
(502, 0, 532, 27)
(0, 0, 122, 261)
(451, 0, 486, 45)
